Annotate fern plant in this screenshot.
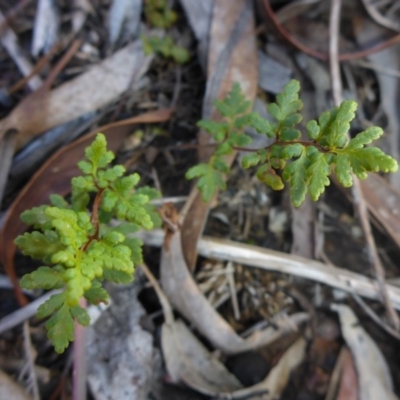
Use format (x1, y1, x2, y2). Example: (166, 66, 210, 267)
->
(15, 134, 160, 353)
(142, 0, 190, 64)
(186, 80, 398, 206)
(144, 0, 177, 29)
(142, 35, 190, 64)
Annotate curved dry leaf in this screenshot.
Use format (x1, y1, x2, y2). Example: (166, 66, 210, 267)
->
(332, 304, 399, 400)
(31, 0, 59, 57)
(179, 0, 213, 65)
(0, 10, 42, 91)
(229, 337, 306, 400)
(0, 40, 152, 150)
(0, 108, 173, 306)
(108, 0, 142, 45)
(161, 220, 308, 355)
(361, 174, 400, 249)
(336, 348, 359, 400)
(162, 319, 243, 395)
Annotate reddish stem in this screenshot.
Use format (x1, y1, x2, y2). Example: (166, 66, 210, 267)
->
(81, 188, 104, 252)
(262, 0, 400, 61)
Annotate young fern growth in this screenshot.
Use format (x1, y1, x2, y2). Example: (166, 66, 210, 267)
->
(15, 134, 160, 353)
(142, 0, 190, 64)
(186, 80, 398, 206)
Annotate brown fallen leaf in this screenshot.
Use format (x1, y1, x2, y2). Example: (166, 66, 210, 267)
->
(142, 262, 303, 399)
(0, 39, 152, 151)
(181, 0, 258, 271)
(161, 205, 309, 355)
(0, 108, 173, 306)
(332, 304, 399, 400)
(336, 347, 358, 400)
(162, 320, 244, 395)
(140, 264, 244, 396)
(361, 172, 400, 250)
(229, 337, 306, 400)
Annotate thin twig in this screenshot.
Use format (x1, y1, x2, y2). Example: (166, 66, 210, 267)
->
(43, 39, 82, 91)
(9, 41, 62, 94)
(352, 294, 400, 340)
(328, 0, 400, 330)
(134, 229, 400, 310)
(139, 263, 174, 324)
(329, 0, 342, 106)
(0, 0, 32, 33)
(226, 262, 240, 320)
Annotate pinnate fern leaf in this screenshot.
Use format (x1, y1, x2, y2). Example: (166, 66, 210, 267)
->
(186, 162, 226, 202)
(15, 231, 63, 260)
(306, 150, 331, 201)
(268, 80, 303, 125)
(84, 281, 109, 304)
(347, 126, 383, 149)
(20, 206, 52, 229)
(20, 266, 64, 290)
(256, 164, 284, 190)
(215, 83, 252, 118)
(45, 303, 75, 354)
(282, 151, 309, 207)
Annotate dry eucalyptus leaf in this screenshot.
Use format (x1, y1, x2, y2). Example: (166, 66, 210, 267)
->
(162, 319, 243, 395)
(336, 348, 359, 400)
(108, 0, 142, 46)
(179, 0, 213, 67)
(360, 174, 400, 250)
(228, 337, 306, 400)
(181, 0, 258, 270)
(332, 304, 399, 400)
(161, 218, 308, 355)
(31, 0, 59, 56)
(0, 39, 153, 151)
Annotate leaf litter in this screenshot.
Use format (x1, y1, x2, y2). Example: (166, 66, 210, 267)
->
(1, 0, 400, 399)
